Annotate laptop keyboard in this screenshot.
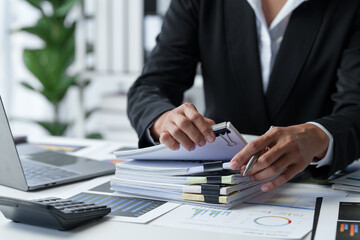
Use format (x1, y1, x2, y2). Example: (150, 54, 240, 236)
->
(21, 160, 80, 186)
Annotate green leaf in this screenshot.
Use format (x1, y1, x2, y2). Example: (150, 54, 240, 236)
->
(86, 133, 103, 139)
(54, 0, 82, 17)
(20, 81, 37, 92)
(41, 88, 60, 106)
(23, 44, 77, 105)
(23, 48, 60, 92)
(23, 49, 50, 88)
(36, 121, 70, 136)
(25, 0, 43, 11)
(85, 107, 99, 119)
(20, 15, 75, 48)
(46, 75, 77, 105)
(20, 18, 54, 44)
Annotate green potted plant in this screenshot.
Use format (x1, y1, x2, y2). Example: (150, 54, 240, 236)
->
(20, 0, 81, 136)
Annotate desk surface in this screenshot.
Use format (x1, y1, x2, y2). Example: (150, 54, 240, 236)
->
(0, 182, 313, 240)
(0, 136, 352, 240)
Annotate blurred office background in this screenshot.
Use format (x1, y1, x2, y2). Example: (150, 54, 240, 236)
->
(0, 0, 204, 143)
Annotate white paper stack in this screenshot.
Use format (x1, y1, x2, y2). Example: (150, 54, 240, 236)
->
(111, 122, 268, 209)
(111, 160, 267, 209)
(331, 169, 360, 193)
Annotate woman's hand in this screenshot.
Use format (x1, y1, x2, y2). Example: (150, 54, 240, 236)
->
(150, 103, 216, 151)
(230, 123, 330, 192)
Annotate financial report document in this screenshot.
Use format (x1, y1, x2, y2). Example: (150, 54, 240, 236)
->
(151, 203, 313, 239)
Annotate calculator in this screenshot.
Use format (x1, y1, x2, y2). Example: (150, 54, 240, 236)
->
(0, 196, 111, 230)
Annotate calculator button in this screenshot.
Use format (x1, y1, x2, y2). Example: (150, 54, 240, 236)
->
(62, 209, 75, 214)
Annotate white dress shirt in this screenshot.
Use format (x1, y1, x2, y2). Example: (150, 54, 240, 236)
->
(246, 0, 333, 167)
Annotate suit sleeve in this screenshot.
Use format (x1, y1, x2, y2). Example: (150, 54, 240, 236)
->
(127, 0, 200, 148)
(314, 7, 360, 175)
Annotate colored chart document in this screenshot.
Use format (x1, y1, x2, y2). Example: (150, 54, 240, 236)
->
(60, 176, 180, 223)
(69, 192, 167, 218)
(32, 143, 86, 152)
(314, 197, 360, 240)
(151, 203, 314, 239)
(337, 202, 360, 239)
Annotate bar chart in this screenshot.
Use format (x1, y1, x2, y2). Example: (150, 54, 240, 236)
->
(191, 207, 232, 219)
(337, 201, 360, 239)
(337, 222, 359, 239)
(69, 192, 166, 218)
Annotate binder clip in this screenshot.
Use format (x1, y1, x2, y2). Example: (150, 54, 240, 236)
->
(211, 122, 237, 147)
(213, 129, 236, 147)
(200, 184, 221, 195)
(202, 161, 224, 172)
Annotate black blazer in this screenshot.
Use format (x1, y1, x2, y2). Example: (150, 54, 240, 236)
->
(127, 0, 360, 176)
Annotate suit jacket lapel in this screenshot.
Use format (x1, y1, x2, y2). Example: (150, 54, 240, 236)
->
(224, 0, 270, 130)
(265, 0, 328, 121)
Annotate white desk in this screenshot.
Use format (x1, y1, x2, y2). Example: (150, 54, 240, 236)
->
(0, 182, 316, 240)
(0, 136, 350, 240)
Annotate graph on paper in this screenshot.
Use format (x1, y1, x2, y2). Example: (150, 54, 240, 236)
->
(191, 208, 232, 219)
(69, 192, 166, 218)
(336, 202, 360, 239)
(254, 216, 292, 226)
(153, 203, 314, 239)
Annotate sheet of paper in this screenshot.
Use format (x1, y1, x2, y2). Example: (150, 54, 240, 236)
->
(114, 122, 247, 160)
(58, 176, 180, 223)
(28, 135, 136, 161)
(314, 197, 360, 240)
(115, 160, 207, 174)
(330, 169, 360, 188)
(246, 183, 348, 210)
(151, 203, 314, 239)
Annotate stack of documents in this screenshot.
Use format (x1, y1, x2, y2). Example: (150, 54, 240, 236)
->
(110, 160, 265, 208)
(111, 122, 267, 209)
(330, 169, 360, 192)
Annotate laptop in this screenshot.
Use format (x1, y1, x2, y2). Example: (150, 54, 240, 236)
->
(0, 97, 115, 191)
